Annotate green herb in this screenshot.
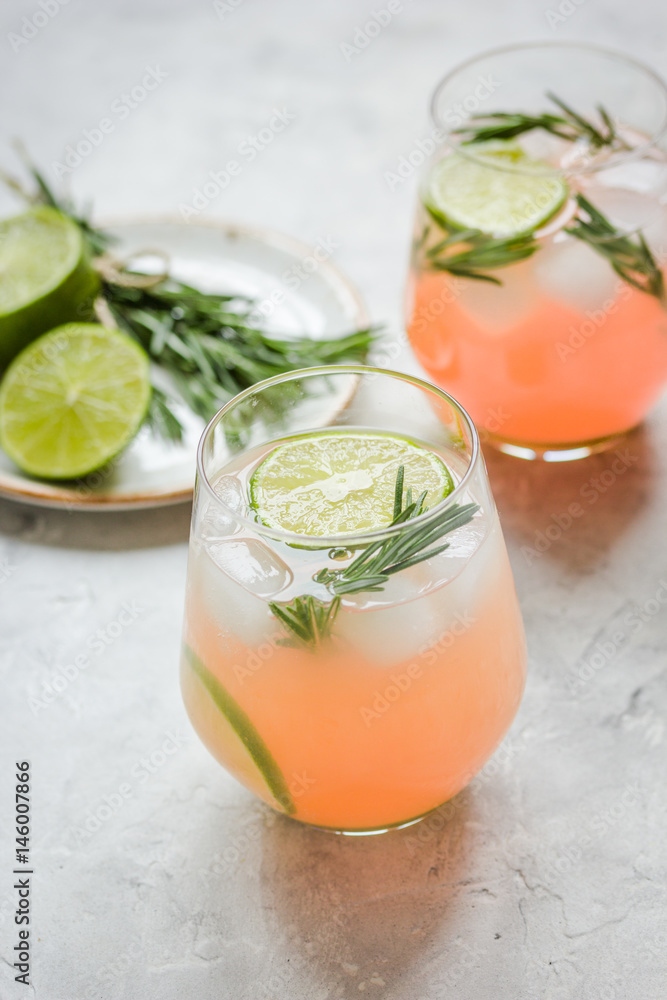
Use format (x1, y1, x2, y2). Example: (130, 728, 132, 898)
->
(269, 466, 479, 648)
(565, 194, 665, 302)
(270, 595, 342, 649)
(103, 279, 374, 439)
(454, 91, 629, 151)
(1, 142, 115, 257)
(2, 152, 376, 441)
(423, 221, 538, 285)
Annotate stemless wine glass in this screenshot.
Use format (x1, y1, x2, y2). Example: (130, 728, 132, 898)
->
(181, 366, 526, 834)
(406, 42, 667, 460)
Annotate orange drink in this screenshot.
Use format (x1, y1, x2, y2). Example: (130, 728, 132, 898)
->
(181, 368, 526, 833)
(406, 43, 667, 459)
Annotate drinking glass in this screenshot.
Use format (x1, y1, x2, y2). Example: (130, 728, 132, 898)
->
(181, 366, 526, 833)
(406, 42, 667, 460)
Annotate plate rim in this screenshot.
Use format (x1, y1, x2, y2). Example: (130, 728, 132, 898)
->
(0, 215, 370, 512)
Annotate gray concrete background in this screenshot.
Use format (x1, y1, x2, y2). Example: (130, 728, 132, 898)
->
(1, 1, 666, 998)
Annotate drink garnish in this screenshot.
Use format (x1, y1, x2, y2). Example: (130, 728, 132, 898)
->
(261, 458, 478, 649)
(565, 194, 665, 303)
(1, 149, 375, 443)
(453, 91, 629, 151)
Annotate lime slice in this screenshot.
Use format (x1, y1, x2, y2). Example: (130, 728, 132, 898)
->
(249, 431, 454, 537)
(184, 645, 294, 814)
(426, 141, 568, 237)
(0, 207, 99, 368)
(0, 323, 151, 479)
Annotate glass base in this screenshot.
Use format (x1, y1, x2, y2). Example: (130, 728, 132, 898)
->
(483, 427, 635, 462)
(288, 801, 454, 836)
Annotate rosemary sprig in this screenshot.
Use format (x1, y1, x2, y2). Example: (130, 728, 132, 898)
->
(454, 91, 628, 151)
(270, 595, 342, 648)
(2, 153, 375, 441)
(423, 221, 538, 284)
(1, 142, 115, 257)
(565, 194, 665, 303)
(103, 279, 375, 439)
(269, 466, 479, 648)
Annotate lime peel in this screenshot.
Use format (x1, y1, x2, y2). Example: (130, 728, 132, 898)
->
(185, 645, 295, 814)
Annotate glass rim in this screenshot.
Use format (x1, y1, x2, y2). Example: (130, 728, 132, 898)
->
(196, 364, 482, 547)
(429, 40, 667, 176)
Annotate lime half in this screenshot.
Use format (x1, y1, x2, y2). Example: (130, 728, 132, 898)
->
(249, 431, 454, 537)
(184, 645, 294, 814)
(426, 141, 568, 237)
(0, 207, 99, 368)
(0, 323, 151, 479)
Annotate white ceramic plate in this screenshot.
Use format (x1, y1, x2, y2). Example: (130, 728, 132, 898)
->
(0, 218, 369, 510)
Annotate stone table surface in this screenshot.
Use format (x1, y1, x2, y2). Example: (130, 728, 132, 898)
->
(1, 1, 666, 998)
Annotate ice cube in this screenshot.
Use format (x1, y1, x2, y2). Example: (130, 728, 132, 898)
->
(213, 474, 245, 510)
(583, 186, 659, 232)
(199, 476, 245, 538)
(207, 538, 292, 598)
(593, 159, 667, 199)
(335, 592, 444, 668)
(193, 544, 278, 649)
(533, 233, 618, 314)
(456, 257, 539, 335)
(335, 518, 504, 668)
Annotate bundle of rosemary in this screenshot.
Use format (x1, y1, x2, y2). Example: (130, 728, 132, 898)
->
(1, 152, 375, 443)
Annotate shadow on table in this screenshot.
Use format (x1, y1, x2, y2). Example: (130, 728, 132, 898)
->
(0, 496, 192, 550)
(256, 790, 479, 995)
(482, 423, 658, 574)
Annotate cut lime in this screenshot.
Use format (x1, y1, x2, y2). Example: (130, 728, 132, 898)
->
(0, 207, 99, 368)
(425, 141, 568, 238)
(0, 323, 151, 479)
(184, 645, 294, 814)
(249, 431, 454, 537)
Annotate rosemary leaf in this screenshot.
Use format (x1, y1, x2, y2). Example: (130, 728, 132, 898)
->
(145, 385, 185, 443)
(426, 228, 539, 284)
(565, 194, 665, 303)
(454, 91, 628, 151)
(269, 467, 480, 648)
(1, 150, 376, 440)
